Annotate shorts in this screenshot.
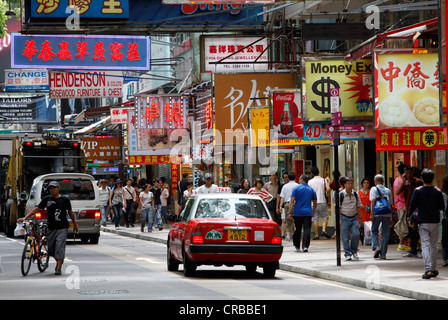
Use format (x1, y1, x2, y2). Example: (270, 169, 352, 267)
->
(47, 228, 68, 260)
(282, 203, 294, 230)
(312, 203, 329, 222)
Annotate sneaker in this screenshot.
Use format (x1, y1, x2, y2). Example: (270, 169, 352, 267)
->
(313, 236, 319, 240)
(397, 244, 411, 251)
(295, 247, 301, 252)
(379, 255, 386, 260)
(352, 253, 359, 260)
(302, 248, 308, 253)
(345, 255, 352, 261)
(55, 269, 62, 276)
(403, 252, 418, 258)
(443, 261, 448, 267)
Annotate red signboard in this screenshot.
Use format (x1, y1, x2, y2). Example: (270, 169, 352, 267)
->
(128, 154, 181, 165)
(376, 127, 448, 151)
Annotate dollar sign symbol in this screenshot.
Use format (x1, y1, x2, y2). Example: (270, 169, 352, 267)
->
(311, 77, 340, 114)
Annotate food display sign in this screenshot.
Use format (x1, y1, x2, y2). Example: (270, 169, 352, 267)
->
(375, 52, 440, 128)
(303, 57, 373, 121)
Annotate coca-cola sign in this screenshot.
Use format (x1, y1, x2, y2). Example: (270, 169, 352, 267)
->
(270, 89, 303, 140)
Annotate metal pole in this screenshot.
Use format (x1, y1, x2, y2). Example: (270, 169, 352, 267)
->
(334, 144, 341, 266)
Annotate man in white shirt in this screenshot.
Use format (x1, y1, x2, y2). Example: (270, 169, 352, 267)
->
(196, 173, 219, 194)
(123, 179, 137, 228)
(308, 166, 331, 239)
(279, 172, 298, 240)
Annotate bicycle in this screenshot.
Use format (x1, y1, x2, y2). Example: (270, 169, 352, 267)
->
(21, 221, 50, 276)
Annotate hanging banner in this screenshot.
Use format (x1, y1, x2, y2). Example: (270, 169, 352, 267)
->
(12, 34, 150, 70)
(49, 71, 123, 99)
(302, 57, 373, 122)
(376, 127, 448, 151)
(375, 52, 439, 128)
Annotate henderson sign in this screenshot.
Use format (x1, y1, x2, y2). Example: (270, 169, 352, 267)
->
(49, 71, 123, 99)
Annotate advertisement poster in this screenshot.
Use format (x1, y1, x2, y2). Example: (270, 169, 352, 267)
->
(269, 89, 303, 140)
(375, 52, 439, 128)
(303, 57, 373, 121)
(376, 127, 448, 151)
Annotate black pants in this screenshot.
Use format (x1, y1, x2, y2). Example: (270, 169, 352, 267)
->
(408, 223, 420, 254)
(293, 216, 312, 250)
(124, 199, 135, 226)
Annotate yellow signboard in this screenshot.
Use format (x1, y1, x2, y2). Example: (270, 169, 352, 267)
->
(303, 57, 373, 121)
(249, 107, 330, 147)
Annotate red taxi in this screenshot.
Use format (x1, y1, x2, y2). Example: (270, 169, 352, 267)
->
(167, 194, 283, 277)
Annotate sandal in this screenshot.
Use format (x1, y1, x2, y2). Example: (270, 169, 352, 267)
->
(422, 270, 437, 279)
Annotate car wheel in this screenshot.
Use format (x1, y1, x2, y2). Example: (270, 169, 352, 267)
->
(167, 242, 179, 272)
(263, 263, 277, 278)
(90, 233, 100, 244)
(245, 264, 257, 273)
(182, 246, 196, 277)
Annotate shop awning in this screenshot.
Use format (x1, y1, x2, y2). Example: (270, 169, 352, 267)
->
(345, 17, 438, 62)
(73, 116, 111, 135)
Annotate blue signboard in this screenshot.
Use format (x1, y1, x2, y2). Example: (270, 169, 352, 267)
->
(30, 0, 129, 18)
(11, 34, 150, 70)
(5, 69, 49, 91)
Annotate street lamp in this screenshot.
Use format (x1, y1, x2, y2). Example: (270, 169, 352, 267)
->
(5, 1, 15, 16)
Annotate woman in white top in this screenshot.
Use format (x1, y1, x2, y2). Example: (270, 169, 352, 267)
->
(98, 179, 111, 227)
(140, 184, 155, 232)
(110, 180, 125, 229)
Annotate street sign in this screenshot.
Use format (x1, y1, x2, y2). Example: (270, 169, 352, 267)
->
(330, 87, 340, 113)
(331, 111, 342, 126)
(328, 125, 366, 133)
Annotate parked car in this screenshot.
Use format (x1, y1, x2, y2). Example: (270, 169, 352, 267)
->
(167, 193, 283, 277)
(25, 173, 101, 244)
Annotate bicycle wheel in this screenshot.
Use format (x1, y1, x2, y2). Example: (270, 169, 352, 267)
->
(37, 238, 50, 272)
(21, 239, 33, 276)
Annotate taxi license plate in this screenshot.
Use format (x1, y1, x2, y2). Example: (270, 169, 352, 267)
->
(228, 229, 247, 241)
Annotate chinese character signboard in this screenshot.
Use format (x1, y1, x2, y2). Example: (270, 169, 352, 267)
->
(111, 107, 132, 124)
(12, 34, 150, 70)
(135, 95, 188, 130)
(31, 0, 129, 18)
(82, 137, 121, 161)
(303, 57, 373, 121)
(376, 128, 448, 151)
(375, 53, 439, 128)
(5, 69, 49, 91)
(269, 89, 303, 140)
(50, 71, 123, 99)
(214, 72, 297, 145)
(201, 36, 268, 73)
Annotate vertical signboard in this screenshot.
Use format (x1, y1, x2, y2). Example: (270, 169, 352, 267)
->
(269, 89, 303, 140)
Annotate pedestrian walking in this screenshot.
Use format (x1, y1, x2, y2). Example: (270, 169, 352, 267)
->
(196, 173, 219, 194)
(140, 184, 155, 232)
(308, 166, 331, 239)
(289, 174, 317, 252)
(248, 178, 273, 202)
(370, 174, 393, 259)
(110, 180, 125, 229)
(393, 163, 410, 251)
(279, 171, 298, 240)
(441, 176, 448, 267)
(358, 177, 371, 245)
(160, 181, 170, 228)
(408, 169, 445, 279)
(19, 181, 77, 275)
(123, 179, 137, 227)
(396, 166, 423, 257)
(263, 172, 281, 226)
(151, 179, 163, 230)
(238, 179, 250, 194)
(338, 177, 362, 260)
(98, 179, 111, 227)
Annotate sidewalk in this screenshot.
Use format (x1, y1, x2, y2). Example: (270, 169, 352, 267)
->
(100, 223, 448, 300)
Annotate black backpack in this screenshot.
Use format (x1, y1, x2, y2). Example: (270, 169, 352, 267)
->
(340, 190, 359, 205)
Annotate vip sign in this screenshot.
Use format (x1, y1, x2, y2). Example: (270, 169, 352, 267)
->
(303, 57, 373, 121)
(82, 137, 121, 161)
(50, 71, 123, 99)
(134, 95, 188, 129)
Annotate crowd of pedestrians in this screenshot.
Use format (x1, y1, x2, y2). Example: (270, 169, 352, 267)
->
(98, 163, 448, 280)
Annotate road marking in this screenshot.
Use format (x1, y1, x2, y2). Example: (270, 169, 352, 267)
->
(277, 271, 399, 300)
(135, 257, 162, 264)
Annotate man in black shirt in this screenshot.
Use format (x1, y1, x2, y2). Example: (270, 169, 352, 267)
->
(20, 181, 77, 275)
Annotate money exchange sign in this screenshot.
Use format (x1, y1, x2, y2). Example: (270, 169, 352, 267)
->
(303, 57, 373, 121)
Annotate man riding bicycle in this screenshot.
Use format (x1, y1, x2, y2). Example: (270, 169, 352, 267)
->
(19, 181, 78, 275)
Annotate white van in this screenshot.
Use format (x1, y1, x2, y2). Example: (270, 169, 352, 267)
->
(25, 173, 101, 244)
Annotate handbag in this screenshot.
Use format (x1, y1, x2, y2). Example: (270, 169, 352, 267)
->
(373, 186, 391, 215)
